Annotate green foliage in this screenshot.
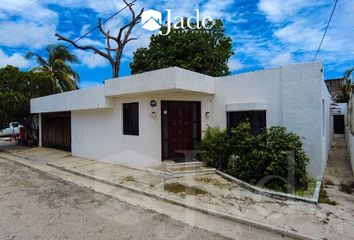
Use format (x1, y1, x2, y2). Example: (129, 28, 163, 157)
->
(295, 178, 317, 197)
(198, 126, 230, 170)
(26, 44, 79, 92)
(227, 123, 262, 184)
(319, 186, 336, 205)
(336, 67, 354, 103)
(0, 65, 58, 144)
(130, 19, 233, 77)
(199, 122, 310, 192)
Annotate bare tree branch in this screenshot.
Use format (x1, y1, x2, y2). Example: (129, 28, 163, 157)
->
(55, 0, 143, 78)
(55, 33, 113, 62)
(98, 18, 119, 44)
(106, 31, 113, 59)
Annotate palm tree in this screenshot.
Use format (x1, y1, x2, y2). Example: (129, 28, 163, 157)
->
(337, 67, 354, 103)
(344, 67, 354, 84)
(26, 44, 79, 92)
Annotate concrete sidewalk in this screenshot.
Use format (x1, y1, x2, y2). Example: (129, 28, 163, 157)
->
(324, 134, 354, 207)
(2, 147, 354, 240)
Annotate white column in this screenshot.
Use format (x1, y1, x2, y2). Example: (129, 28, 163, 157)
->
(38, 113, 42, 147)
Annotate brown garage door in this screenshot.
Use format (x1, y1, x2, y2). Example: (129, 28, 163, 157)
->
(42, 112, 71, 151)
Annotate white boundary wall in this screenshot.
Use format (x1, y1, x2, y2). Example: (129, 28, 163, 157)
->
(345, 97, 354, 174)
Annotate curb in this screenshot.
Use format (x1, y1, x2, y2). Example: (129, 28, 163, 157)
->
(216, 170, 321, 204)
(2, 154, 316, 240)
(46, 164, 315, 240)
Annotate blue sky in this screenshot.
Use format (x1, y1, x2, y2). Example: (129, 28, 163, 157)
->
(0, 0, 353, 88)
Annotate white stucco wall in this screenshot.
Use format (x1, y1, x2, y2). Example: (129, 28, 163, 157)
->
(345, 128, 354, 174)
(71, 92, 212, 168)
(104, 67, 215, 97)
(280, 62, 331, 179)
(208, 62, 330, 179)
(211, 67, 283, 128)
(345, 96, 354, 175)
(31, 86, 113, 113)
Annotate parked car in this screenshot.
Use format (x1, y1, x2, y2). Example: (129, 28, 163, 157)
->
(0, 122, 23, 137)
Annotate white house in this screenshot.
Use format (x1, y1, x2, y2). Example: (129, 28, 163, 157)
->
(30, 61, 332, 179)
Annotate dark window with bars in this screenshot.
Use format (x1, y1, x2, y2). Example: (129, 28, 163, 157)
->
(123, 102, 139, 135)
(227, 110, 266, 135)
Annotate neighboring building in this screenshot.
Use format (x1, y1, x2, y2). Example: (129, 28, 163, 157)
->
(331, 102, 347, 134)
(325, 78, 343, 97)
(326, 78, 347, 135)
(30, 62, 331, 179)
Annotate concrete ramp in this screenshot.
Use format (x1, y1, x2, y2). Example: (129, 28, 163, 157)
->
(14, 147, 71, 164)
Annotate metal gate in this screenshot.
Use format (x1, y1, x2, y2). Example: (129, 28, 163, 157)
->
(42, 112, 71, 151)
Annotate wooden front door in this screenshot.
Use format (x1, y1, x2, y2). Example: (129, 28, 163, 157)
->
(161, 101, 201, 161)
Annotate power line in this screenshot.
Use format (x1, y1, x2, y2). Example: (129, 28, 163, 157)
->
(69, 0, 137, 47)
(313, 0, 339, 61)
(4, 0, 41, 18)
(1, 0, 136, 54)
(26, 0, 137, 71)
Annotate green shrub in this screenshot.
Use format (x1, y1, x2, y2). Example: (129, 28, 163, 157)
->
(198, 126, 230, 170)
(255, 126, 309, 191)
(200, 122, 310, 192)
(227, 122, 263, 185)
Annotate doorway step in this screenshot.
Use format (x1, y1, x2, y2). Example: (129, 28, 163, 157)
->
(151, 161, 216, 177)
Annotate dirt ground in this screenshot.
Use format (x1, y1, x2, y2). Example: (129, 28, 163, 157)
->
(0, 158, 229, 240)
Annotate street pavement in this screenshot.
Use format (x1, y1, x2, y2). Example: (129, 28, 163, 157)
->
(0, 158, 228, 240)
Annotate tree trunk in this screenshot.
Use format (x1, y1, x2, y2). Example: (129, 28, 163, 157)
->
(112, 64, 119, 78)
(113, 50, 123, 78)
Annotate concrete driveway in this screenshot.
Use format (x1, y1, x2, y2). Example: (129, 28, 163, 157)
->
(0, 137, 29, 153)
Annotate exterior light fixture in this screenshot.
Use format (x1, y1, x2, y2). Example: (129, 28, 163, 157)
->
(150, 100, 157, 107)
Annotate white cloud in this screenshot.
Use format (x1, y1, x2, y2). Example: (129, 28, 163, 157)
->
(0, 49, 32, 68)
(73, 49, 108, 68)
(253, 0, 354, 76)
(228, 58, 244, 71)
(0, 21, 57, 49)
(45, 0, 132, 16)
(0, 0, 351, 78)
(122, 26, 152, 58)
(80, 24, 91, 35)
(101, 17, 124, 37)
(258, 0, 322, 23)
(234, 18, 248, 24)
(0, 0, 57, 23)
(274, 22, 323, 50)
(74, 37, 106, 48)
(0, 1, 58, 49)
(269, 52, 293, 67)
(201, 0, 235, 20)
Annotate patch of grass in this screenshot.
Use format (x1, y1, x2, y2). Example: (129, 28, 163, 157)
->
(295, 179, 317, 197)
(163, 182, 208, 196)
(339, 181, 354, 194)
(121, 176, 135, 182)
(195, 177, 232, 189)
(324, 179, 334, 186)
(319, 187, 336, 205)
